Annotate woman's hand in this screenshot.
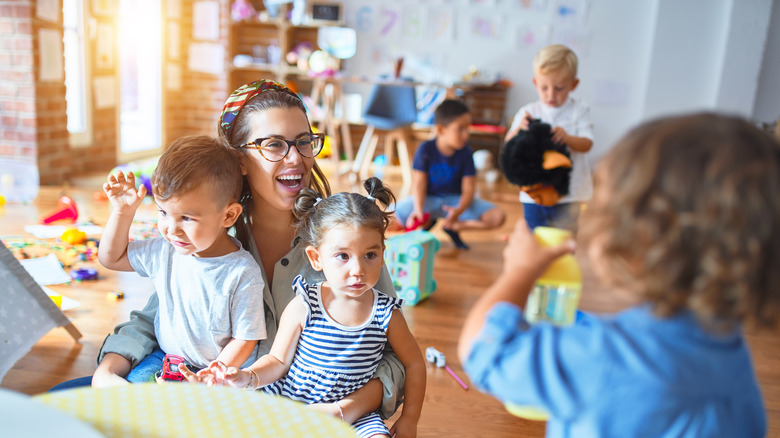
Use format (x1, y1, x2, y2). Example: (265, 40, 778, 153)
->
(390, 414, 418, 438)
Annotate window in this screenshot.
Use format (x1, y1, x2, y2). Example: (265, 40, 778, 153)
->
(63, 0, 92, 147)
(118, 0, 162, 158)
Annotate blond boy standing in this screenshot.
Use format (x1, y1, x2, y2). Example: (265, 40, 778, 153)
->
(505, 44, 594, 230)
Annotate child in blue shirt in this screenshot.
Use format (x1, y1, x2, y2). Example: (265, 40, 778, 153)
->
(392, 99, 506, 249)
(459, 113, 776, 437)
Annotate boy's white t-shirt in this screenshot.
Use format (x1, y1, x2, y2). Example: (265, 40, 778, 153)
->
(508, 97, 594, 204)
(128, 236, 267, 368)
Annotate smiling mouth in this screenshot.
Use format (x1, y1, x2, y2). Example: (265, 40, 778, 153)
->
(277, 174, 302, 188)
(171, 240, 190, 247)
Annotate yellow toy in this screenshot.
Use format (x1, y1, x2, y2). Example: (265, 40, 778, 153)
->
(61, 228, 87, 245)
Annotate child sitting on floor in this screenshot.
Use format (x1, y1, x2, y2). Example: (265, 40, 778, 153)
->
(459, 113, 777, 437)
(391, 99, 505, 249)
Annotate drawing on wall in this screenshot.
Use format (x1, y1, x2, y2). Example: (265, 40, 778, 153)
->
(402, 6, 426, 40)
(166, 63, 182, 91)
(353, 5, 373, 34)
(517, 24, 550, 49)
(193, 1, 220, 41)
(552, 0, 589, 25)
(96, 23, 114, 69)
(470, 15, 504, 39)
(550, 26, 590, 56)
(167, 0, 182, 18)
(517, 0, 547, 10)
(38, 29, 63, 82)
(428, 7, 455, 43)
(167, 21, 180, 59)
(378, 6, 402, 38)
(93, 75, 116, 109)
(471, 0, 497, 6)
(36, 0, 60, 23)
(188, 42, 224, 75)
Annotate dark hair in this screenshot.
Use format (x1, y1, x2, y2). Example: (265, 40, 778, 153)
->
(218, 88, 332, 247)
(579, 112, 780, 331)
(151, 135, 242, 206)
(293, 177, 396, 248)
(434, 99, 470, 127)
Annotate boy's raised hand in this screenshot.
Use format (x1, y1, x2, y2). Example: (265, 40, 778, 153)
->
(103, 171, 147, 214)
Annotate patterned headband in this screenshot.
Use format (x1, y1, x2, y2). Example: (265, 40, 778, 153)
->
(219, 79, 301, 137)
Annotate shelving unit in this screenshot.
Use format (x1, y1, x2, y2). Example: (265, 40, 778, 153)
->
(227, 5, 322, 93)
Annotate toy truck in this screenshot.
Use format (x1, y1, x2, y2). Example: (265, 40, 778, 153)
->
(383, 230, 440, 305)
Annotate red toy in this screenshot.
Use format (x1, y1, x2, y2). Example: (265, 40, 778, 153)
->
(41, 196, 79, 224)
(404, 212, 431, 232)
(159, 354, 187, 382)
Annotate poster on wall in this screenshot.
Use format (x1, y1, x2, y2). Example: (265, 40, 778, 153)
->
(428, 7, 455, 43)
(96, 24, 114, 69)
(166, 63, 182, 90)
(93, 76, 116, 109)
(167, 22, 180, 59)
(38, 29, 64, 82)
(36, 0, 60, 23)
(188, 43, 224, 75)
(193, 1, 220, 41)
(470, 15, 504, 39)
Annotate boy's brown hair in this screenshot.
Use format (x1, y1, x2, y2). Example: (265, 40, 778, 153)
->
(151, 135, 243, 207)
(579, 113, 780, 331)
(434, 99, 470, 127)
(533, 44, 578, 78)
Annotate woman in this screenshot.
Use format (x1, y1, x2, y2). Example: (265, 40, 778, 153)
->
(56, 80, 405, 422)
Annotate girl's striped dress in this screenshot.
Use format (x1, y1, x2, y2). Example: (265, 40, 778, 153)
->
(263, 275, 404, 438)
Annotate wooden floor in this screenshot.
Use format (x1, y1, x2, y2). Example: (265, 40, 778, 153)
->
(1, 164, 778, 437)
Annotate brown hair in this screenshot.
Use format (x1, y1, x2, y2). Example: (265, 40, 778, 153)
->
(579, 113, 780, 331)
(218, 87, 332, 247)
(151, 135, 242, 207)
(434, 99, 470, 127)
(293, 177, 396, 248)
(533, 44, 578, 78)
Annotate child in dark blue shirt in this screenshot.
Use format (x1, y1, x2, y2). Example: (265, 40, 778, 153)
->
(392, 99, 505, 249)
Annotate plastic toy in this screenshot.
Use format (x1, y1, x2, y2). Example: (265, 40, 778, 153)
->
(70, 267, 98, 281)
(425, 347, 468, 390)
(230, 0, 256, 21)
(41, 196, 79, 224)
(157, 354, 202, 382)
(61, 228, 87, 245)
(524, 227, 581, 326)
(383, 230, 440, 305)
(107, 290, 124, 300)
(403, 212, 430, 232)
(500, 118, 572, 206)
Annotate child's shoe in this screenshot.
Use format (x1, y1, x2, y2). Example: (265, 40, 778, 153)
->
(443, 228, 469, 250)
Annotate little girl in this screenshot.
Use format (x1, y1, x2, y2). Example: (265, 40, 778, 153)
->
(188, 177, 426, 438)
(459, 113, 778, 437)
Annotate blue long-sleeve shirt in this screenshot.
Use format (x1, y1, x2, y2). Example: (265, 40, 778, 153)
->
(464, 303, 766, 438)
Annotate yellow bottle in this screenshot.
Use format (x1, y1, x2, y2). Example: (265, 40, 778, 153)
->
(523, 226, 581, 326)
(505, 227, 581, 421)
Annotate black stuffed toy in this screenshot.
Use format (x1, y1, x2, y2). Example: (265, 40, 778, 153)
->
(500, 118, 572, 206)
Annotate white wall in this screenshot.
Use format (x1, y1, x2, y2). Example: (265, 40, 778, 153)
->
(337, 0, 776, 162)
(753, 0, 780, 124)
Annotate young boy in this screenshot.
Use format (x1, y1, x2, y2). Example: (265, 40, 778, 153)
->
(392, 99, 505, 249)
(99, 135, 267, 382)
(505, 44, 594, 230)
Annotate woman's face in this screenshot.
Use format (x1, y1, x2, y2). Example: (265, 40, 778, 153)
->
(240, 107, 315, 212)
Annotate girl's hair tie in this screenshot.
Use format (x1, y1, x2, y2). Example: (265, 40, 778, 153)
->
(314, 197, 322, 206)
(366, 195, 376, 202)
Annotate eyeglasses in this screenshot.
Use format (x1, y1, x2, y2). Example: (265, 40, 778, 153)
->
(237, 133, 325, 162)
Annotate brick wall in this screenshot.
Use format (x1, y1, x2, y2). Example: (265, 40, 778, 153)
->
(0, 0, 230, 185)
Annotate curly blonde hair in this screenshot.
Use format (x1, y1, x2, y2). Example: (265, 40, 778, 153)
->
(579, 113, 780, 331)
